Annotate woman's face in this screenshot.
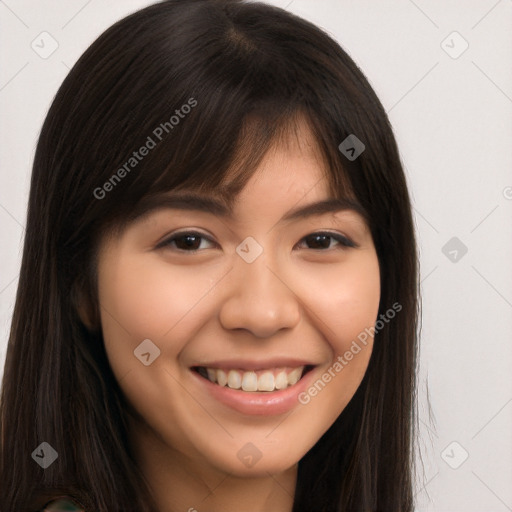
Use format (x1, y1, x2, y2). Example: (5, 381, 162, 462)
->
(94, 121, 380, 480)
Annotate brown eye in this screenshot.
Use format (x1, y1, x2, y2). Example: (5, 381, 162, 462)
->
(298, 232, 356, 250)
(157, 231, 216, 252)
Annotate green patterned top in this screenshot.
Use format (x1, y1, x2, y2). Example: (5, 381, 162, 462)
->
(40, 497, 85, 511)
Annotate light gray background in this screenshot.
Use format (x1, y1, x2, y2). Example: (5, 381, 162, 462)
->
(1, 1, 511, 510)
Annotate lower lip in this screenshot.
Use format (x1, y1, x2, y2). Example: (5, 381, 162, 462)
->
(189, 366, 318, 416)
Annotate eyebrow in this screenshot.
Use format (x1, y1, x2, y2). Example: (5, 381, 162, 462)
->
(130, 192, 369, 225)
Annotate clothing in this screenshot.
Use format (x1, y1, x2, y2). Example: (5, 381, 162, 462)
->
(40, 497, 85, 511)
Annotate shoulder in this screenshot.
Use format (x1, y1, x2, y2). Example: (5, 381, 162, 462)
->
(39, 497, 85, 511)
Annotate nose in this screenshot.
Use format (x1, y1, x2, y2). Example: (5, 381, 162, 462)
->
(218, 252, 301, 338)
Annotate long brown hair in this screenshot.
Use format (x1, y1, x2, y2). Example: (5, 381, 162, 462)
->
(0, 1, 419, 510)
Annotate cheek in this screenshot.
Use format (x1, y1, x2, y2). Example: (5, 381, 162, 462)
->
(299, 251, 381, 348)
(97, 251, 223, 371)
(327, 253, 380, 382)
(292, 252, 380, 417)
(330, 262, 381, 348)
(103, 250, 222, 326)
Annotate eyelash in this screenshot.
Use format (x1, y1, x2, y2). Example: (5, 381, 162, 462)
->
(156, 230, 357, 252)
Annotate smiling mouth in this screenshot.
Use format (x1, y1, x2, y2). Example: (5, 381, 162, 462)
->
(192, 365, 315, 392)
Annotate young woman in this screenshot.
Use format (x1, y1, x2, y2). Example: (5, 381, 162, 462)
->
(0, 0, 419, 510)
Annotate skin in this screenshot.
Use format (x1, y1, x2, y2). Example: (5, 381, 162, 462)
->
(90, 119, 381, 512)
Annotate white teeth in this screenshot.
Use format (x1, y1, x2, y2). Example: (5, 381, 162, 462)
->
(227, 370, 242, 389)
(217, 369, 228, 387)
(258, 371, 275, 391)
(242, 371, 258, 391)
(275, 371, 288, 390)
(287, 367, 303, 386)
(203, 366, 306, 392)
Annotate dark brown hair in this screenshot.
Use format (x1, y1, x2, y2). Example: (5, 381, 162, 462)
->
(0, 1, 419, 510)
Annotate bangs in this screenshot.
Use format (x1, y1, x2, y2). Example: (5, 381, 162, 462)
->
(105, 104, 359, 240)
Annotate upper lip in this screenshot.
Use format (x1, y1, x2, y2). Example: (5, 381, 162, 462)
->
(192, 358, 319, 372)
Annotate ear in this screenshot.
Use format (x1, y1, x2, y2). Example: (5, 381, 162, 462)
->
(72, 280, 100, 332)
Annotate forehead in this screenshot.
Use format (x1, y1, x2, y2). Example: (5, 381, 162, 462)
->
(220, 113, 329, 188)
(229, 138, 329, 206)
